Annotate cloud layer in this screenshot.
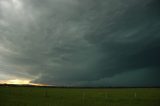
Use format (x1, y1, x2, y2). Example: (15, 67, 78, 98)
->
(0, 0, 160, 86)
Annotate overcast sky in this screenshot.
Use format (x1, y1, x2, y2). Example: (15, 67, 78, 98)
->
(0, 0, 160, 87)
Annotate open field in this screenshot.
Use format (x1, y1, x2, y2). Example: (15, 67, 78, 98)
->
(0, 87, 160, 106)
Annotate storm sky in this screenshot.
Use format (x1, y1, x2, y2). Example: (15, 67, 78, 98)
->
(0, 0, 160, 86)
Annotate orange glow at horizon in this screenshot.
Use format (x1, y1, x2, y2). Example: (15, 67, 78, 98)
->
(0, 79, 49, 86)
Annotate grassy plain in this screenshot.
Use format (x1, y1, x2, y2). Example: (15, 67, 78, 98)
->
(0, 87, 160, 106)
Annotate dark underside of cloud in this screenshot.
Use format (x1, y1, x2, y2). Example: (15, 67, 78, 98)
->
(0, 0, 160, 86)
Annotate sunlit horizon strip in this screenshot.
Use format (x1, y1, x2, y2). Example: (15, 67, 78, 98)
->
(0, 79, 51, 86)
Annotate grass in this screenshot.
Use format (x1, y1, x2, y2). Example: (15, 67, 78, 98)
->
(0, 87, 160, 106)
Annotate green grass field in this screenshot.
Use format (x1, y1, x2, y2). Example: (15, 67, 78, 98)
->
(0, 87, 160, 106)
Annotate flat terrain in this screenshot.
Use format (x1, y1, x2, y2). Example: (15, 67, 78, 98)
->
(0, 87, 160, 106)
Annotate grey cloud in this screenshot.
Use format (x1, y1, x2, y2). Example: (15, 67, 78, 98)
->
(0, 0, 160, 86)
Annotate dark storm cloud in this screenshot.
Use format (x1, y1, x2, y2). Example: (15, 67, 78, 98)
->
(0, 0, 160, 86)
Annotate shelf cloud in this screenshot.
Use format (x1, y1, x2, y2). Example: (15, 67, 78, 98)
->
(0, 0, 160, 86)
